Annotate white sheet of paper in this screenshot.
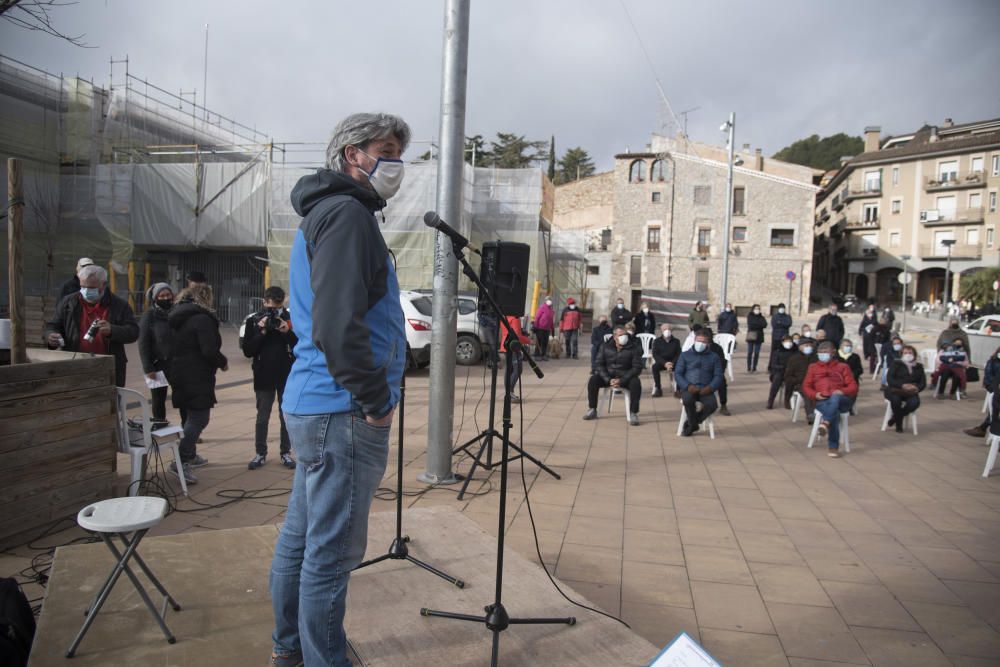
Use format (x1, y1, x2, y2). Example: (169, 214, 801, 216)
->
(144, 371, 169, 389)
(649, 632, 721, 666)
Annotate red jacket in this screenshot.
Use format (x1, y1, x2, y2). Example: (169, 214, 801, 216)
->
(499, 316, 531, 352)
(802, 359, 858, 401)
(559, 307, 582, 332)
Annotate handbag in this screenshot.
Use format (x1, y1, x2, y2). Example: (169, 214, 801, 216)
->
(746, 329, 760, 343)
(967, 367, 980, 383)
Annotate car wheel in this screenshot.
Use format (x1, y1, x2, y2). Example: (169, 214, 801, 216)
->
(456, 335, 482, 366)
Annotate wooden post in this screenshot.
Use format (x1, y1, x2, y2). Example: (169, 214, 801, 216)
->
(7, 158, 26, 364)
(143, 261, 152, 297)
(263, 264, 271, 290)
(127, 260, 136, 311)
(108, 260, 116, 294)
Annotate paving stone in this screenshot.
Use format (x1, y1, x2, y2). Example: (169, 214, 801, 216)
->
(700, 628, 790, 667)
(901, 601, 1000, 660)
(766, 602, 868, 664)
(690, 581, 774, 634)
(819, 580, 921, 631)
(751, 562, 832, 607)
(684, 545, 754, 585)
(850, 627, 951, 667)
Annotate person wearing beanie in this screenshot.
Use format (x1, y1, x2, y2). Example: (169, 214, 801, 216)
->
(57, 256, 95, 301)
(138, 282, 176, 425)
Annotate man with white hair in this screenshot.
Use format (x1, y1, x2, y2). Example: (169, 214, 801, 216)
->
(269, 112, 410, 667)
(44, 263, 139, 386)
(57, 257, 95, 301)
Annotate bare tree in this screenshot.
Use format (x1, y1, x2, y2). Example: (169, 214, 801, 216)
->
(0, 0, 93, 47)
(24, 172, 63, 293)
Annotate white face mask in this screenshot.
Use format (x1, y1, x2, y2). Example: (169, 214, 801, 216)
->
(617, 334, 629, 346)
(642, 307, 649, 313)
(545, 299, 552, 305)
(662, 330, 672, 339)
(782, 341, 793, 349)
(617, 303, 624, 309)
(569, 304, 576, 309)
(802, 330, 811, 336)
(901, 354, 915, 363)
(778, 308, 785, 314)
(753, 309, 760, 315)
(801, 346, 814, 355)
(693, 341, 707, 352)
(357, 149, 404, 199)
(842, 346, 853, 354)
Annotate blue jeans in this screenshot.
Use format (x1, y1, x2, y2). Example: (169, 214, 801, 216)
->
(746, 341, 762, 371)
(270, 411, 391, 666)
(815, 394, 853, 450)
(563, 330, 579, 358)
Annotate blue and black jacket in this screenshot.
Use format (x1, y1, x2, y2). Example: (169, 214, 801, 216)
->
(282, 169, 405, 419)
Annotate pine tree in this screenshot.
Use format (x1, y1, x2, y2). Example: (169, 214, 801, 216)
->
(555, 147, 596, 184)
(548, 136, 556, 181)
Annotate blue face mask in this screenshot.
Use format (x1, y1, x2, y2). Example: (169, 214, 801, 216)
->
(818, 352, 831, 362)
(694, 341, 707, 352)
(80, 286, 101, 303)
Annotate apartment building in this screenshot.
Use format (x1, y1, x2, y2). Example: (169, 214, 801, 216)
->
(552, 134, 819, 318)
(813, 118, 1000, 305)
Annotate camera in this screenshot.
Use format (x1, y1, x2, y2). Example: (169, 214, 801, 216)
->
(83, 321, 101, 342)
(263, 308, 284, 332)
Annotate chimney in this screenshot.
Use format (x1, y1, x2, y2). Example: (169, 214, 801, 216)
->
(753, 147, 762, 171)
(942, 118, 954, 128)
(839, 156, 853, 166)
(863, 126, 881, 153)
(742, 143, 751, 151)
(929, 127, 939, 143)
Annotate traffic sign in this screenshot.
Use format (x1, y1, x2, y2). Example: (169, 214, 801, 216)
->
(785, 271, 796, 281)
(897, 273, 912, 285)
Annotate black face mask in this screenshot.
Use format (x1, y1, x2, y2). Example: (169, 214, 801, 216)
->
(156, 300, 173, 311)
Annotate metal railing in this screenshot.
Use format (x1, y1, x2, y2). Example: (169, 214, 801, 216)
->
(919, 242, 982, 259)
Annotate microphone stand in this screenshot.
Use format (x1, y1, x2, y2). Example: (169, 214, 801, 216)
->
(420, 238, 575, 667)
(353, 369, 464, 588)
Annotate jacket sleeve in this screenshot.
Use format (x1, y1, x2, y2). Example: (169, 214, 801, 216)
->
(242, 315, 264, 358)
(914, 365, 927, 392)
(596, 344, 611, 382)
(137, 311, 155, 373)
(196, 316, 228, 370)
(675, 353, 690, 391)
(652, 340, 666, 366)
(709, 353, 724, 391)
(309, 201, 392, 418)
(802, 364, 817, 400)
(42, 294, 70, 347)
(844, 363, 859, 397)
(109, 300, 139, 344)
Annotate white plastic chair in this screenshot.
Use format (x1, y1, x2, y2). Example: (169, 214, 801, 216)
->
(714, 333, 736, 382)
(880, 399, 919, 435)
(790, 391, 804, 423)
(676, 400, 716, 439)
(636, 333, 656, 368)
(984, 433, 1000, 478)
(806, 410, 850, 452)
(602, 385, 633, 422)
(933, 373, 963, 400)
(116, 388, 187, 497)
(919, 348, 937, 374)
(871, 343, 883, 381)
(983, 391, 993, 414)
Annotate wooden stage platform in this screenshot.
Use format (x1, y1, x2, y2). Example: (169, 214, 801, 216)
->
(29, 507, 659, 666)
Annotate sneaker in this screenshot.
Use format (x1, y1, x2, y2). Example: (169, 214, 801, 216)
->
(170, 461, 198, 485)
(719, 406, 731, 416)
(280, 453, 296, 469)
(652, 388, 663, 398)
(628, 413, 639, 426)
(816, 423, 828, 438)
(189, 454, 209, 468)
(269, 651, 303, 667)
(508, 394, 521, 404)
(248, 454, 266, 470)
(828, 450, 840, 458)
(582, 408, 598, 421)
(965, 426, 987, 438)
(681, 424, 693, 437)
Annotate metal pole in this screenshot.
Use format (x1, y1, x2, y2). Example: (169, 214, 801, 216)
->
(900, 254, 910, 334)
(720, 113, 735, 309)
(7, 158, 26, 364)
(202, 24, 209, 122)
(940, 244, 953, 320)
(421, 0, 470, 485)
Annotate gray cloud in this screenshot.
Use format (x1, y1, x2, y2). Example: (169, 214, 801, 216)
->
(2, 0, 998, 171)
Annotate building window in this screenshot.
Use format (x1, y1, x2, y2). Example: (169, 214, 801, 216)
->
(600, 228, 611, 250)
(993, 155, 999, 177)
(733, 226, 747, 242)
(892, 166, 899, 185)
(651, 191, 662, 203)
(968, 228, 980, 245)
(990, 191, 998, 213)
(938, 160, 958, 182)
(970, 192, 983, 209)
(628, 160, 646, 183)
(587, 264, 600, 275)
(630, 256, 642, 285)
(695, 269, 709, 293)
(891, 198, 902, 214)
(647, 226, 661, 252)
(890, 231, 901, 247)
(862, 202, 880, 222)
(733, 186, 746, 215)
(864, 170, 881, 192)
(693, 185, 711, 205)
(697, 228, 711, 255)
(971, 156, 984, 174)
(770, 228, 795, 247)
(988, 228, 995, 248)
(650, 159, 666, 181)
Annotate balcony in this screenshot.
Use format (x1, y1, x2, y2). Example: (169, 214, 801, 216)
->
(845, 217, 880, 231)
(920, 207, 985, 226)
(847, 246, 879, 261)
(920, 242, 982, 260)
(832, 195, 844, 212)
(697, 245, 711, 257)
(830, 218, 847, 239)
(925, 172, 987, 192)
(844, 184, 882, 201)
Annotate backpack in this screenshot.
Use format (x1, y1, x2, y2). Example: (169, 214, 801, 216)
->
(0, 577, 35, 667)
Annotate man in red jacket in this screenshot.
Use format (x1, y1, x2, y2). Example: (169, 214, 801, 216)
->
(802, 341, 858, 458)
(559, 297, 582, 359)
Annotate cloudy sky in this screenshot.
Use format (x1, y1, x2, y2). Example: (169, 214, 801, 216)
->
(2, 0, 998, 170)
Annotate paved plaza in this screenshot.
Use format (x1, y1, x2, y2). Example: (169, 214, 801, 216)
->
(4, 312, 1000, 666)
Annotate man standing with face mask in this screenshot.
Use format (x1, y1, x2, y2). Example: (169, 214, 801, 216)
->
(610, 297, 632, 328)
(269, 113, 409, 667)
(44, 263, 138, 387)
(816, 304, 845, 347)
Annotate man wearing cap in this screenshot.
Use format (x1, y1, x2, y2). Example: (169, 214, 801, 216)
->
(57, 257, 95, 301)
(559, 297, 582, 359)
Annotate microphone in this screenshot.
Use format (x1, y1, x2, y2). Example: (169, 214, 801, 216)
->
(424, 211, 478, 253)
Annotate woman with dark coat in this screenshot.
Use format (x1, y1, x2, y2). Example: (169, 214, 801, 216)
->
(168, 284, 228, 484)
(138, 282, 175, 424)
(858, 304, 880, 373)
(766, 335, 795, 409)
(770, 303, 793, 352)
(884, 344, 926, 433)
(746, 304, 767, 372)
(838, 338, 864, 384)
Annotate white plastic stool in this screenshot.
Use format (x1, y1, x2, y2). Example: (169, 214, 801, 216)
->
(984, 433, 1000, 478)
(806, 410, 850, 452)
(880, 399, 919, 435)
(66, 497, 180, 657)
(677, 400, 716, 439)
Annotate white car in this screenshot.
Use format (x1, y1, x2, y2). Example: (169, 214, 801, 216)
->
(962, 315, 1000, 367)
(402, 290, 483, 368)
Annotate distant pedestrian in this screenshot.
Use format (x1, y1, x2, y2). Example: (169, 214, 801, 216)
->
(816, 304, 845, 347)
(532, 296, 555, 360)
(558, 297, 582, 359)
(717, 303, 738, 335)
(688, 301, 709, 329)
(138, 282, 175, 425)
(633, 302, 656, 335)
(771, 303, 792, 352)
(611, 297, 632, 328)
(745, 304, 767, 372)
(57, 257, 95, 301)
(591, 315, 612, 371)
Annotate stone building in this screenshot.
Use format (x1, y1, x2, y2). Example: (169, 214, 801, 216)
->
(813, 118, 1000, 306)
(552, 134, 819, 322)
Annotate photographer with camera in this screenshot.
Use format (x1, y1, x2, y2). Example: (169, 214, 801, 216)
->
(43, 264, 139, 387)
(242, 286, 298, 470)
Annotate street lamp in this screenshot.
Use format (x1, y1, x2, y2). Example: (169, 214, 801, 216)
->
(940, 239, 956, 320)
(899, 254, 910, 334)
(720, 112, 736, 309)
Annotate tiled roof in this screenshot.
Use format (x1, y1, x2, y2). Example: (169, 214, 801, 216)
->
(849, 127, 1000, 165)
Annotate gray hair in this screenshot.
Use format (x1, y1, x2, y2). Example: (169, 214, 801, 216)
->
(325, 112, 411, 172)
(79, 264, 108, 284)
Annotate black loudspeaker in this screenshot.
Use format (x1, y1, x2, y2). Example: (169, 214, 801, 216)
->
(479, 242, 530, 318)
